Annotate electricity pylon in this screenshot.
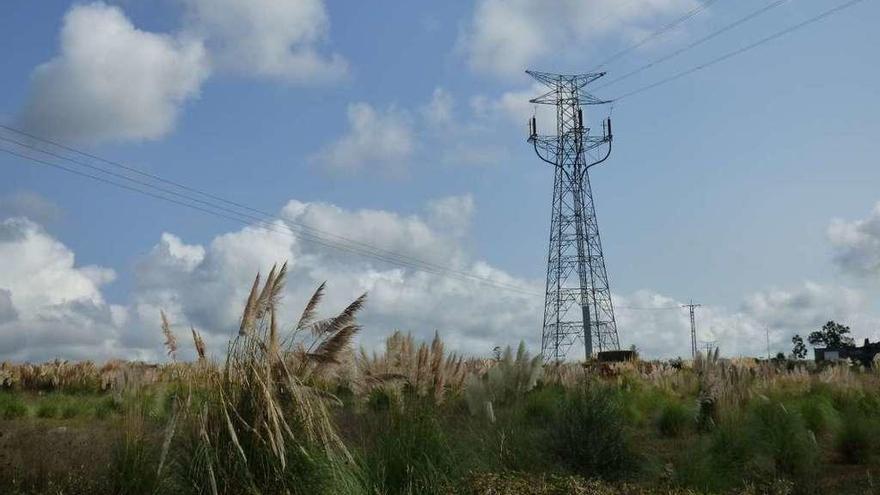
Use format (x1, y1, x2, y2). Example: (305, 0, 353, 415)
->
(682, 300, 701, 359)
(527, 70, 619, 362)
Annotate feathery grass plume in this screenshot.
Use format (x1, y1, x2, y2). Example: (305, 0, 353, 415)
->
(356, 331, 466, 403)
(166, 269, 360, 493)
(191, 326, 207, 362)
(239, 272, 261, 336)
(160, 311, 178, 362)
(464, 341, 543, 419)
(430, 331, 446, 402)
(308, 324, 360, 367)
(310, 293, 367, 337)
(297, 281, 326, 330)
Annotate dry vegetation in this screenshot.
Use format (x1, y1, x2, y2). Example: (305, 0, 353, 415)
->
(2, 265, 880, 494)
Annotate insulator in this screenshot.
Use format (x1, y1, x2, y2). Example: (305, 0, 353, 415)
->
(531, 117, 537, 136)
(606, 117, 612, 139)
(577, 109, 583, 128)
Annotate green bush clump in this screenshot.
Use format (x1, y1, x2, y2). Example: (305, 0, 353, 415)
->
(835, 409, 878, 464)
(522, 384, 564, 424)
(678, 400, 819, 493)
(0, 392, 28, 419)
(655, 401, 692, 437)
(93, 395, 123, 419)
(35, 402, 60, 419)
(799, 395, 840, 436)
(747, 400, 819, 482)
(362, 401, 459, 495)
(550, 385, 638, 480)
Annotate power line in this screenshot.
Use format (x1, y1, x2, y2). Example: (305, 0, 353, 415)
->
(0, 124, 490, 281)
(0, 138, 542, 296)
(612, 0, 868, 101)
(592, 0, 721, 70)
(595, 0, 790, 91)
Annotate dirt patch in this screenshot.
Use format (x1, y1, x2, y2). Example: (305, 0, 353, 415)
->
(0, 418, 119, 492)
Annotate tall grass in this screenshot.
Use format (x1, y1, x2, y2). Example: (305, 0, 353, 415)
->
(549, 384, 638, 480)
(161, 264, 366, 494)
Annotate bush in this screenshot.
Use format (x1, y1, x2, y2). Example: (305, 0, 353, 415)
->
(549, 385, 637, 480)
(522, 384, 564, 424)
(678, 400, 819, 493)
(655, 401, 692, 437)
(362, 401, 459, 495)
(747, 400, 819, 481)
(35, 402, 60, 419)
(799, 395, 840, 436)
(109, 423, 161, 495)
(0, 392, 28, 419)
(835, 409, 877, 464)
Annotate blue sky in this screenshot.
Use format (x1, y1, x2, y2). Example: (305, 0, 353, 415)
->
(1, 0, 879, 361)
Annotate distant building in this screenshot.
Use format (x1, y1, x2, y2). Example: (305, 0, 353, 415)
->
(815, 338, 880, 367)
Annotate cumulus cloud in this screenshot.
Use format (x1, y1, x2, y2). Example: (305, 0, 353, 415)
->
(3, 197, 877, 362)
(129, 196, 540, 358)
(311, 103, 415, 175)
(421, 88, 455, 128)
(426, 195, 475, 238)
(0, 217, 132, 361)
(179, 0, 347, 83)
(616, 282, 875, 359)
(0, 191, 63, 225)
(17, 2, 209, 144)
(460, 0, 698, 77)
(828, 202, 880, 278)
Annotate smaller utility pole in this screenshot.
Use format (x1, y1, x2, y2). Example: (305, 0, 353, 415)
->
(682, 300, 701, 359)
(765, 327, 771, 360)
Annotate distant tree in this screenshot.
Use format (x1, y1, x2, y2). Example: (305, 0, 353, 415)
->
(791, 334, 808, 360)
(807, 321, 855, 349)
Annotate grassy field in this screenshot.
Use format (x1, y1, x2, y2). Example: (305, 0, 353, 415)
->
(2, 267, 880, 495)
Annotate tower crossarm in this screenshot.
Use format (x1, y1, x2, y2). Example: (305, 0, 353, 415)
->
(528, 133, 610, 173)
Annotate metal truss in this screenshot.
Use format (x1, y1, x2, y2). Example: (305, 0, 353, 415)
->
(526, 70, 620, 362)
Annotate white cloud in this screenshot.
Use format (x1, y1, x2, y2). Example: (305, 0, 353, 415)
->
(426, 195, 475, 239)
(0, 217, 132, 361)
(3, 198, 877, 362)
(421, 88, 455, 128)
(17, 2, 209, 144)
(828, 202, 880, 278)
(616, 282, 876, 359)
(131, 196, 541, 358)
(179, 0, 347, 83)
(460, 0, 698, 77)
(310, 103, 415, 175)
(0, 191, 63, 225)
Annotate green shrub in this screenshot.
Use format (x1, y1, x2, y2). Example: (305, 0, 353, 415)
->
(549, 385, 637, 480)
(367, 387, 396, 412)
(0, 392, 28, 419)
(93, 395, 123, 419)
(799, 395, 840, 436)
(362, 401, 459, 494)
(35, 402, 60, 419)
(748, 400, 819, 482)
(655, 401, 692, 437)
(835, 409, 877, 464)
(522, 384, 564, 424)
(678, 400, 819, 493)
(109, 426, 161, 495)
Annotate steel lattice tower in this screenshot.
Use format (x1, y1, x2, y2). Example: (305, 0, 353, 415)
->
(526, 70, 619, 362)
